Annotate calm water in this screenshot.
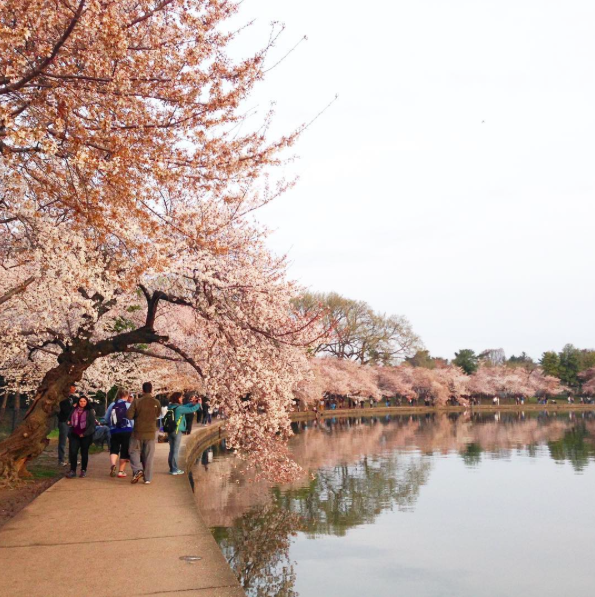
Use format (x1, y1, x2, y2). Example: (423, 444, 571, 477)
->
(192, 411, 595, 597)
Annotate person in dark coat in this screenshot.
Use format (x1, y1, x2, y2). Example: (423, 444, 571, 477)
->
(57, 385, 76, 466)
(201, 396, 212, 425)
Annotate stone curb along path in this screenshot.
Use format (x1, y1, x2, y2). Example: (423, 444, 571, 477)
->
(0, 422, 245, 597)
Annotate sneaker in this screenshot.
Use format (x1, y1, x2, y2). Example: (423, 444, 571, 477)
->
(79, 470, 87, 478)
(144, 481, 151, 484)
(110, 465, 117, 477)
(66, 470, 76, 478)
(172, 469, 185, 475)
(117, 471, 127, 478)
(131, 471, 144, 484)
(59, 461, 68, 467)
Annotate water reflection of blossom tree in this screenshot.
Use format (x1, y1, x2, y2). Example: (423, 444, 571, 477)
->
(214, 504, 302, 597)
(200, 411, 595, 596)
(276, 453, 432, 537)
(212, 452, 431, 597)
(548, 420, 595, 471)
(196, 413, 595, 530)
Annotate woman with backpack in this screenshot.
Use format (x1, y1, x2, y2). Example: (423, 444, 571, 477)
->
(158, 395, 169, 430)
(163, 392, 201, 475)
(104, 388, 134, 477)
(66, 396, 96, 478)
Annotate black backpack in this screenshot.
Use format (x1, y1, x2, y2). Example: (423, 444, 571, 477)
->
(111, 400, 129, 429)
(162, 406, 179, 434)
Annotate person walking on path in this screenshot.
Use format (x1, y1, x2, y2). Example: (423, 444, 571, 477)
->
(202, 396, 212, 425)
(164, 392, 201, 475)
(127, 382, 161, 485)
(105, 388, 133, 478)
(57, 384, 76, 466)
(66, 396, 96, 478)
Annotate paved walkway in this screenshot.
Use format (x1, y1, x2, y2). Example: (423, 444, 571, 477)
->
(0, 429, 244, 597)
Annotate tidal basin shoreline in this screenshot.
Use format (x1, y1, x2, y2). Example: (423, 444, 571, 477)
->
(0, 404, 591, 597)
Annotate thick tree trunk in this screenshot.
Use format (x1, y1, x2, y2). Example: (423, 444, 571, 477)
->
(0, 325, 164, 483)
(0, 359, 91, 482)
(12, 386, 20, 432)
(0, 389, 8, 424)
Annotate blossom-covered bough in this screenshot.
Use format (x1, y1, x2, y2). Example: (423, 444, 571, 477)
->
(0, 204, 322, 482)
(0, 0, 323, 483)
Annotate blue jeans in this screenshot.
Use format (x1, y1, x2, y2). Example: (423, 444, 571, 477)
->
(167, 432, 183, 472)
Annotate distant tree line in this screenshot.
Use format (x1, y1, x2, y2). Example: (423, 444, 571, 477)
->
(406, 344, 595, 394)
(292, 291, 595, 401)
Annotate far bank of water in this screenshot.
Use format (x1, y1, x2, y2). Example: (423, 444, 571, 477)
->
(192, 411, 595, 597)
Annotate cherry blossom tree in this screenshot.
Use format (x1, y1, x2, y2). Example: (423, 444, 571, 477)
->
(311, 358, 380, 401)
(527, 368, 564, 398)
(0, 0, 327, 482)
(467, 366, 497, 399)
(434, 366, 469, 404)
(467, 365, 562, 400)
(375, 365, 415, 399)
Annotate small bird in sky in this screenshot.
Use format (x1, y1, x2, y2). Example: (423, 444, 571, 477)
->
(481, 120, 485, 124)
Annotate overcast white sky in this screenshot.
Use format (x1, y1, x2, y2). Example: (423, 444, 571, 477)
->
(231, 0, 595, 361)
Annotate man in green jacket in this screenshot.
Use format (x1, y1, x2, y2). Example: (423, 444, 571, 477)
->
(127, 382, 161, 484)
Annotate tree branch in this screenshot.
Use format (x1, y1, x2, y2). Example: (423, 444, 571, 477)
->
(126, 0, 176, 29)
(27, 337, 66, 360)
(121, 347, 184, 363)
(139, 284, 160, 328)
(139, 284, 196, 329)
(92, 325, 169, 359)
(158, 340, 205, 379)
(0, 0, 86, 95)
(0, 276, 36, 308)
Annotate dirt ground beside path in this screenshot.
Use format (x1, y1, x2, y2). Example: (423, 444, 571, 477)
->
(0, 442, 63, 530)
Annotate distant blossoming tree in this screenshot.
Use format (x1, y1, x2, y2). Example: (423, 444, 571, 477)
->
(293, 292, 422, 365)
